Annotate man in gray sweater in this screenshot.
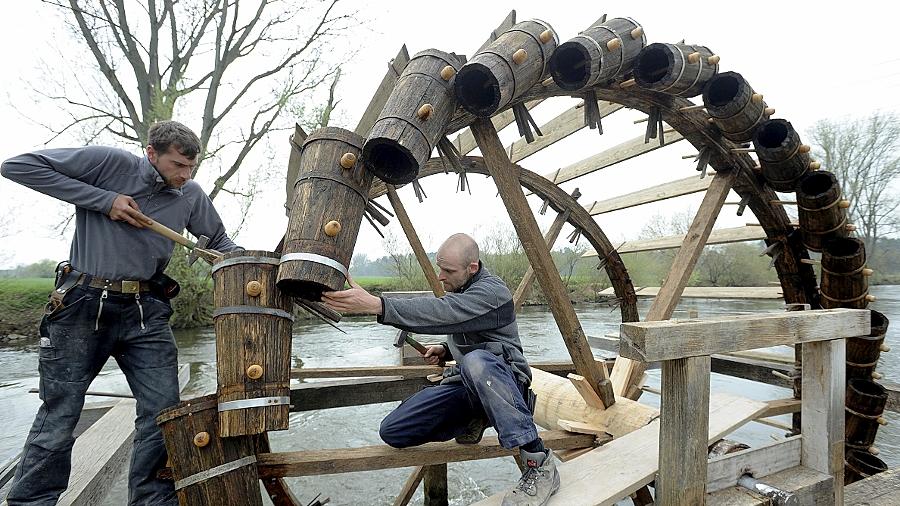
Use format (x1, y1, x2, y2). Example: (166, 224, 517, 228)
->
(323, 233, 560, 506)
(1, 121, 240, 505)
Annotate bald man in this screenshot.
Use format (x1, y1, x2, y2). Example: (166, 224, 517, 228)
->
(323, 233, 560, 505)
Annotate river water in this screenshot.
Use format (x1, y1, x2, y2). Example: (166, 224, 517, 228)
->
(1, 287, 898, 505)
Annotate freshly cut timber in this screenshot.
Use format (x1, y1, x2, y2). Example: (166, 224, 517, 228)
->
(549, 17, 646, 90)
(632, 42, 718, 97)
(845, 448, 888, 485)
(703, 71, 771, 143)
(820, 237, 870, 309)
(753, 119, 811, 192)
(797, 171, 848, 252)
(157, 394, 263, 506)
(214, 250, 293, 436)
(455, 19, 558, 116)
(847, 310, 889, 380)
(363, 49, 464, 184)
(278, 127, 373, 300)
(845, 378, 887, 450)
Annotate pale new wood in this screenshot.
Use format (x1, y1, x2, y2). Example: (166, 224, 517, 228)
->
(473, 393, 766, 506)
(802, 339, 846, 503)
(706, 437, 801, 493)
(845, 467, 900, 505)
(513, 204, 571, 311)
(611, 169, 736, 397)
(509, 102, 623, 165)
(385, 185, 445, 297)
(354, 45, 411, 136)
(657, 356, 711, 505)
(759, 398, 802, 418)
(586, 174, 713, 216)
(619, 308, 870, 362)
(567, 373, 606, 409)
(707, 466, 834, 505)
(557, 419, 610, 436)
(597, 286, 782, 299)
(583, 226, 767, 256)
(393, 465, 425, 506)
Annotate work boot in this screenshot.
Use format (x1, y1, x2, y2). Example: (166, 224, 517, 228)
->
(455, 414, 490, 444)
(502, 449, 560, 506)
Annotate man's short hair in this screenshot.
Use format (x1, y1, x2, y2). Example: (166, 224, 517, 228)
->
(148, 121, 201, 159)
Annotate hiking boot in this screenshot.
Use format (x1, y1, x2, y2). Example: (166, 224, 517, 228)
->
(455, 414, 490, 444)
(502, 449, 560, 506)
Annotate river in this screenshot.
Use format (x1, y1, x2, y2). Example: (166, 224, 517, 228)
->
(1, 286, 898, 505)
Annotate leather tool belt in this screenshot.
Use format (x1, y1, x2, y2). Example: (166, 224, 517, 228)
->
(77, 277, 151, 294)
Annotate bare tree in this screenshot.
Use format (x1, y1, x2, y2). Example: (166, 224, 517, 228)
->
(33, 0, 354, 200)
(809, 112, 900, 258)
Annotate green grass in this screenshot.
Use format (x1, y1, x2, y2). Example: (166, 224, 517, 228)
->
(0, 278, 52, 337)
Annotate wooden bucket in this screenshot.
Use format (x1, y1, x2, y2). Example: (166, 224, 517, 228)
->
(549, 17, 645, 90)
(156, 394, 263, 506)
(214, 251, 293, 437)
(820, 237, 869, 309)
(363, 49, 464, 185)
(844, 448, 887, 485)
(847, 310, 888, 380)
(845, 378, 887, 448)
(278, 127, 373, 300)
(455, 19, 558, 116)
(702, 71, 771, 143)
(797, 171, 848, 252)
(633, 42, 718, 97)
(753, 119, 811, 192)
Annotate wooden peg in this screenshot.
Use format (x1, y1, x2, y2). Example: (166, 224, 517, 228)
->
(619, 78, 635, 88)
(877, 416, 888, 425)
(540, 29, 554, 43)
(606, 38, 622, 51)
(731, 147, 756, 153)
(770, 200, 797, 205)
(247, 364, 264, 380)
(872, 371, 883, 380)
(542, 76, 555, 87)
(634, 116, 649, 124)
(440, 65, 456, 81)
(809, 161, 822, 170)
(416, 103, 434, 120)
(800, 258, 820, 265)
(687, 51, 701, 64)
(798, 144, 811, 154)
(880, 343, 891, 352)
(679, 103, 706, 112)
(682, 153, 699, 159)
(868, 446, 880, 455)
(863, 268, 875, 276)
(846, 224, 857, 232)
(512, 48, 528, 64)
(245, 280, 262, 297)
(324, 220, 342, 237)
(708, 117, 716, 124)
(751, 93, 764, 104)
(707, 55, 721, 65)
(630, 26, 644, 39)
(764, 107, 776, 116)
(193, 431, 210, 448)
(339, 152, 356, 169)
(839, 199, 851, 208)
(866, 294, 877, 303)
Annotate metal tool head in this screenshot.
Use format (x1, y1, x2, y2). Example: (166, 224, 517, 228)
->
(188, 235, 211, 265)
(393, 330, 409, 348)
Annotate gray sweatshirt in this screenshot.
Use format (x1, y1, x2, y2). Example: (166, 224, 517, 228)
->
(379, 264, 532, 385)
(1, 146, 239, 280)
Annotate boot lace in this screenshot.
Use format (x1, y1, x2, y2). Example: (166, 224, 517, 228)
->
(515, 466, 541, 495)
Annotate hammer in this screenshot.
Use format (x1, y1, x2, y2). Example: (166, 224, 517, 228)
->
(393, 330, 428, 355)
(141, 218, 224, 265)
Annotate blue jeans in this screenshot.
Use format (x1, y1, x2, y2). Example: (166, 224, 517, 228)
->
(380, 349, 539, 449)
(7, 285, 180, 506)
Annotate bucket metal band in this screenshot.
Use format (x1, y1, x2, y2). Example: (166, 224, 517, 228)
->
(819, 290, 869, 304)
(846, 359, 879, 368)
(294, 174, 369, 202)
(211, 256, 280, 274)
(218, 396, 291, 412)
(174, 455, 257, 490)
(279, 252, 349, 278)
(213, 306, 294, 321)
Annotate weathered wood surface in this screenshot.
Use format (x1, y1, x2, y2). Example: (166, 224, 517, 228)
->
(423, 463, 448, 506)
(386, 184, 445, 296)
(754, 119, 811, 193)
(549, 17, 646, 90)
(393, 465, 426, 506)
(707, 466, 834, 505)
(513, 194, 574, 310)
(354, 45, 411, 137)
(583, 226, 766, 256)
(881, 380, 900, 413)
(845, 467, 900, 505)
(797, 171, 847, 252)
(510, 102, 623, 164)
(585, 174, 712, 216)
(474, 393, 766, 506)
(845, 378, 887, 448)
(290, 360, 612, 380)
(256, 434, 303, 506)
(284, 122, 309, 214)
(598, 286, 781, 299)
(256, 430, 594, 478)
(619, 308, 870, 362)
(802, 338, 846, 503)
(821, 237, 869, 310)
(706, 437, 802, 493)
(290, 376, 429, 412)
(448, 99, 543, 158)
(845, 449, 888, 485)
(846, 310, 887, 380)
(711, 354, 794, 388)
(634, 42, 718, 97)
(703, 71, 771, 143)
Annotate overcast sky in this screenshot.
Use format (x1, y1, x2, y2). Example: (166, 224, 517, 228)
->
(1, 1, 899, 269)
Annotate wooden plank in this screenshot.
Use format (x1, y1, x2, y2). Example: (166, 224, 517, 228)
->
(290, 376, 429, 411)
(290, 360, 612, 380)
(598, 286, 782, 299)
(619, 309, 870, 362)
(706, 437, 801, 493)
(611, 169, 736, 398)
(710, 354, 793, 388)
(657, 356, 711, 505)
(801, 338, 846, 503)
(584, 226, 767, 256)
(513, 202, 572, 311)
(510, 102, 624, 165)
(759, 398, 802, 418)
(393, 466, 426, 506)
(556, 419, 610, 436)
(475, 10, 516, 54)
(257, 434, 303, 506)
(845, 467, 900, 505)
(473, 393, 767, 506)
(284, 122, 309, 214)
(707, 466, 834, 505)
(451, 99, 544, 156)
(354, 45, 411, 136)
(386, 185, 445, 297)
(567, 373, 606, 410)
(585, 175, 713, 216)
(256, 430, 595, 478)
(471, 117, 612, 407)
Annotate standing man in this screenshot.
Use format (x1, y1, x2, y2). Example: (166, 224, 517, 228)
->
(1, 121, 240, 505)
(322, 233, 560, 506)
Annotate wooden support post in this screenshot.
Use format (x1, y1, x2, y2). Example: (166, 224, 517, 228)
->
(423, 463, 448, 506)
(393, 466, 425, 506)
(801, 339, 845, 504)
(657, 356, 711, 506)
(385, 184, 445, 297)
(257, 434, 302, 506)
(611, 169, 736, 399)
(470, 118, 614, 408)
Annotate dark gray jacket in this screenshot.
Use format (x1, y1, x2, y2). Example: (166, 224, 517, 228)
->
(1, 146, 239, 280)
(379, 264, 532, 385)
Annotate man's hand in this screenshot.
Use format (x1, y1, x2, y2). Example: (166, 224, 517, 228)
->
(321, 276, 383, 315)
(423, 345, 446, 366)
(108, 194, 152, 228)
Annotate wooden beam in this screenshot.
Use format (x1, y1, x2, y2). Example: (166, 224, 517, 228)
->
(567, 373, 606, 409)
(354, 45, 410, 136)
(450, 100, 544, 156)
(290, 376, 429, 411)
(801, 338, 846, 503)
(509, 102, 624, 164)
(706, 437, 801, 493)
(284, 123, 309, 214)
(291, 360, 612, 381)
(619, 309, 870, 362)
(584, 226, 767, 256)
(393, 466, 426, 506)
(707, 466, 834, 505)
(471, 117, 614, 407)
(845, 467, 900, 505)
(585, 175, 713, 216)
(385, 185, 445, 297)
(598, 286, 782, 299)
(759, 398, 802, 418)
(256, 430, 595, 478)
(710, 354, 793, 388)
(423, 464, 448, 506)
(657, 356, 711, 505)
(513, 192, 575, 311)
(611, 169, 737, 398)
(257, 434, 303, 506)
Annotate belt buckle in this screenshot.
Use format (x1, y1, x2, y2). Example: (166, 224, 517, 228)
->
(121, 280, 140, 294)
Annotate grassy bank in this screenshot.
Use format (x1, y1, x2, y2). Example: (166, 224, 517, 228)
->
(0, 278, 53, 337)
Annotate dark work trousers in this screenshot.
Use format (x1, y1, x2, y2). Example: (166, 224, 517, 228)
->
(380, 349, 539, 449)
(7, 285, 180, 506)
